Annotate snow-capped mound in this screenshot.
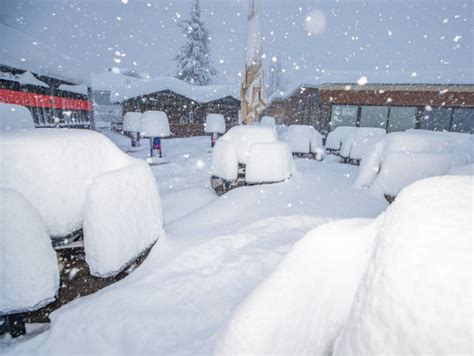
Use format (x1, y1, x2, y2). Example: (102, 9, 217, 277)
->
(204, 113, 226, 134)
(260, 116, 276, 127)
(216, 219, 377, 355)
(287, 125, 323, 155)
(0, 189, 59, 315)
(0, 103, 35, 131)
(122, 112, 143, 132)
(335, 176, 473, 355)
(141, 111, 171, 137)
(0, 129, 163, 277)
(325, 126, 357, 151)
(340, 127, 386, 160)
(245, 141, 294, 184)
(354, 130, 473, 196)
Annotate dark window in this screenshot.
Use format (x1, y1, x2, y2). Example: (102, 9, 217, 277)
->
(451, 108, 473, 134)
(420, 107, 451, 131)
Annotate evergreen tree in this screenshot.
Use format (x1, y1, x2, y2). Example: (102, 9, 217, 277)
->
(175, 0, 216, 85)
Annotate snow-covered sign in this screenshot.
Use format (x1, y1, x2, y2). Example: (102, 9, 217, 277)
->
(123, 112, 143, 132)
(141, 111, 171, 138)
(0, 103, 36, 131)
(204, 113, 226, 134)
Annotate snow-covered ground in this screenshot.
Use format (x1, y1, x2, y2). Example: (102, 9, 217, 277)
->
(1, 130, 387, 354)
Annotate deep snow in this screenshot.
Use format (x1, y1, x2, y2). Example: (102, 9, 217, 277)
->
(2, 131, 387, 354)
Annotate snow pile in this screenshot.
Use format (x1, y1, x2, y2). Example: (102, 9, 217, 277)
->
(0, 129, 163, 277)
(355, 130, 473, 196)
(84, 160, 163, 277)
(216, 219, 377, 355)
(335, 176, 473, 355)
(340, 127, 386, 160)
(245, 141, 294, 184)
(325, 126, 357, 151)
(218, 176, 473, 355)
(287, 125, 323, 154)
(122, 112, 143, 132)
(140, 111, 171, 137)
(0, 103, 35, 131)
(0, 189, 59, 314)
(260, 116, 276, 127)
(204, 113, 226, 134)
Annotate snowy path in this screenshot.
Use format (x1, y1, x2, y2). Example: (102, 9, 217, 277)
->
(4, 134, 387, 354)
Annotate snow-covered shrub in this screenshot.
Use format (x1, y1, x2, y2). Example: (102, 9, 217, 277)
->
(335, 176, 473, 355)
(287, 125, 323, 155)
(324, 126, 357, 151)
(340, 127, 386, 160)
(0, 103, 35, 131)
(354, 130, 473, 196)
(0, 129, 163, 277)
(245, 141, 294, 184)
(204, 113, 226, 134)
(0, 189, 59, 314)
(140, 110, 171, 137)
(122, 112, 142, 132)
(260, 116, 276, 127)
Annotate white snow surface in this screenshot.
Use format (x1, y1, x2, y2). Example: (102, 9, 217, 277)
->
(245, 141, 294, 184)
(335, 176, 473, 355)
(140, 110, 171, 137)
(287, 124, 323, 154)
(0, 189, 59, 315)
(204, 113, 226, 134)
(57, 84, 89, 95)
(211, 139, 239, 180)
(16, 71, 49, 88)
(0, 103, 35, 131)
(260, 116, 276, 127)
(325, 126, 357, 151)
(341, 127, 386, 160)
(122, 111, 143, 132)
(3, 132, 387, 354)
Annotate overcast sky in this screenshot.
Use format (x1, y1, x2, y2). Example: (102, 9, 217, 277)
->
(1, 0, 472, 88)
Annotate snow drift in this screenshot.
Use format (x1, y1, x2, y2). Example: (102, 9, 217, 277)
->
(218, 176, 473, 355)
(0, 103, 35, 131)
(0, 189, 59, 315)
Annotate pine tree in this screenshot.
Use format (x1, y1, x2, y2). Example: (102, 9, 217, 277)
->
(175, 0, 216, 85)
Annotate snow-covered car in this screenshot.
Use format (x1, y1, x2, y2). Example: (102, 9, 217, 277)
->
(287, 125, 324, 160)
(0, 129, 164, 278)
(210, 125, 294, 195)
(0, 103, 36, 131)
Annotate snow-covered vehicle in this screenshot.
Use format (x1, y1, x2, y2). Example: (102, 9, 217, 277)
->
(287, 125, 324, 160)
(210, 125, 294, 195)
(0, 103, 36, 131)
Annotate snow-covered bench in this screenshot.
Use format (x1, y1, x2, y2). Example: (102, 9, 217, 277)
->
(354, 130, 473, 199)
(324, 126, 357, 154)
(339, 127, 386, 165)
(287, 125, 324, 160)
(0, 103, 36, 131)
(211, 125, 294, 195)
(0, 129, 164, 277)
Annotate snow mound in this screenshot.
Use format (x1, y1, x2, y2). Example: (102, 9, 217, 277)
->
(204, 113, 226, 134)
(216, 219, 377, 355)
(0, 189, 59, 315)
(260, 116, 276, 127)
(341, 127, 386, 160)
(335, 176, 473, 355)
(122, 112, 143, 132)
(84, 160, 163, 277)
(245, 141, 294, 184)
(0, 103, 35, 131)
(325, 126, 357, 151)
(287, 125, 323, 154)
(211, 139, 238, 180)
(141, 111, 171, 137)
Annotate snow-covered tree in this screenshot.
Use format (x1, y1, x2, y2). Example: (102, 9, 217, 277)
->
(175, 0, 216, 86)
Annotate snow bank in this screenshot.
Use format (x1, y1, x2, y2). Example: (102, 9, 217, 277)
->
(335, 176, 473, 355)
(216, 219, 377, 355)
(140, 111, 171, 137)
(245, 141, 293, 184)
(204, 113, 226, 134)
(0, 103, 35, 131)
(122, 112, 143, 132)
(84, 161, 163, 277)
(0, 189, 59, 314)
(325, 126, 357, 151)
(287, 125, 323, 154)
(342, 127, 386, 160)
(260, 116, 276, 127)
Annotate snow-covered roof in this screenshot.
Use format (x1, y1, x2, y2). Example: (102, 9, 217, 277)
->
(0, 70, 49, 88)
(111, 76, 239, 104)
(320, 83, 474, 93)
(91, 71, 143, 92)
(58, 84, 89, 96)
(0, 24, 90, 86)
